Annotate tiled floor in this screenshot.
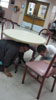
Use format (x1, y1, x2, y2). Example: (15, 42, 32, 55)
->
(0, 23, 56, 100)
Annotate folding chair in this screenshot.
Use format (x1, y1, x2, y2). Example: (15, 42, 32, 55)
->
(31, 28, 53, 56)
(1, 18, 14, 39)
(39, 28, 53, 45)
(22, 54, 56, 99)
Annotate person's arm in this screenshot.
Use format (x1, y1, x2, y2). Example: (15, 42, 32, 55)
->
(28, 45, 37, 61)
(42, 60, 50, 64)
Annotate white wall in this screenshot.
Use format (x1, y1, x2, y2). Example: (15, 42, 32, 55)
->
(3, 4, 14, 19)
(2, 0, 26, 24)
(36, 0, 56, 28)
(43, 0, 56, 28)
(11, 0, 27, 24)
(12, 0, 56, 28)
(3, 0, 56, 28)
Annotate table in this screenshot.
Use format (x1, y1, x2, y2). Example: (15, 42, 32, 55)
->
(3, 29, 46, 45)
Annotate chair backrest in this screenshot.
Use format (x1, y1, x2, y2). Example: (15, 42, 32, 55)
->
(45, 54, 56, 77)
(1, 19, 14, 39)
(46, 23, 51, 30)
(39, 28, 53, 45)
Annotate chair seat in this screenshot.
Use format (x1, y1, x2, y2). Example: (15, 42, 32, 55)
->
(26, 61, 53, 77)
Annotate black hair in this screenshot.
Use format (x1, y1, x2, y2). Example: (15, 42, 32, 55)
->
(37, 44, 46, 53)
(19, 43, 35, 50)
(20, 43, 30, 48)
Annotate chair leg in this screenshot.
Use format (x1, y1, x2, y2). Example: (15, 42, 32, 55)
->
(37, 75, 39, 80)
(51, 78, 56, 92)
(15, 58, 22, 73)
(22, 66, 28, 84)
(15, 64, 19, 73)
(37, 78, 45, 99)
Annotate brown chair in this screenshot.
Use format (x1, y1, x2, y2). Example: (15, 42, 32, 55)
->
(22, 54, 56, 99)
(29, 28, 53, 57)
(31, 28, 53, 54)
(38, 28, 53, 45)
(0, 6, 5, 22)
(1, 19, 14, 39)
(47, 23, 56, 41)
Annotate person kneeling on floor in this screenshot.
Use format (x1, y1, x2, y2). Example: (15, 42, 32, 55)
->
(0, 40, 32, 77)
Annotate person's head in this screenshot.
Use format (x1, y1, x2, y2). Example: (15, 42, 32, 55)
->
(37, 44, 48, 56)
(19, 43, 30, 53)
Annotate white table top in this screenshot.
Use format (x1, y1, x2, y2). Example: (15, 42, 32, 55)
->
(3, 29, 46, 45)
